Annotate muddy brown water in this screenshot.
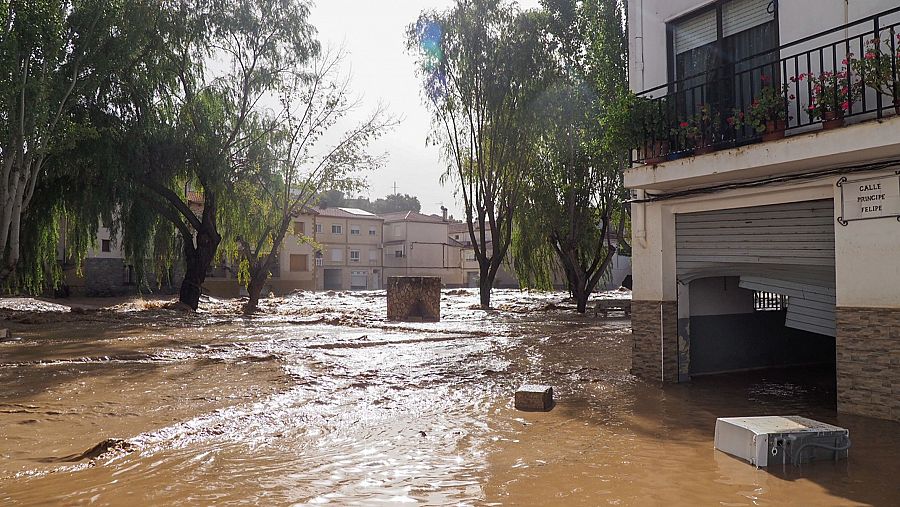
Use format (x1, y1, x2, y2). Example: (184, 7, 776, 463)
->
(1, 290, 898, 506)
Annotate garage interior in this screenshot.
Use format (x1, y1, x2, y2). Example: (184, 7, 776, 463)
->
(675, 200, 837, 398)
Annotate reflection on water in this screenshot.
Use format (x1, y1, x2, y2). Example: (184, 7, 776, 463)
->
(1, 289, 898, 505)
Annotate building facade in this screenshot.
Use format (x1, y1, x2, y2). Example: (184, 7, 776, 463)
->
(204, 207, 384, 295)
(382, 211, 462, 286)
(628, 0, 900, 421)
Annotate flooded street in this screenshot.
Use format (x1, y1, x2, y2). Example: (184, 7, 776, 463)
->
(1, 290, 899, 506)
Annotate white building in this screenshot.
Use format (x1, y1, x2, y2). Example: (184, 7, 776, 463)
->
(628, 0, 900, 421)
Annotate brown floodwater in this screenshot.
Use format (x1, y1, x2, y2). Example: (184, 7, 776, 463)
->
(1, 290, 898, 506)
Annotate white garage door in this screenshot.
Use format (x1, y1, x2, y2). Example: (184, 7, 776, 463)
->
(676, 199, 836, 336)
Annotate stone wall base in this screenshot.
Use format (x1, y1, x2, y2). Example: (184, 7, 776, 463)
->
(387, 276, 441, 322)
(836, 307, 900, 422)
(631, 300, 678, 382)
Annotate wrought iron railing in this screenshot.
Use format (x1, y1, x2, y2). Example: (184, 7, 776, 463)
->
(633, 6, 900, 164)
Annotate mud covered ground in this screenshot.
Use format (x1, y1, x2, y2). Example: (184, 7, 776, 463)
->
(1, 289, 898, 506)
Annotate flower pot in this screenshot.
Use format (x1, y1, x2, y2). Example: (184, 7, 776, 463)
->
(644, 140, 669, 165)
(694, 145, 715, 156)
(822, 111, 845, 130)
(761, 120, 787, 141)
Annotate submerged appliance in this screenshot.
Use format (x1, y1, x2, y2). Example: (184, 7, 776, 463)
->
(714, 416, 850, 467)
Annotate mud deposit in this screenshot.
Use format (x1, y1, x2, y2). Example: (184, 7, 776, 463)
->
(1, 290, 898, 505)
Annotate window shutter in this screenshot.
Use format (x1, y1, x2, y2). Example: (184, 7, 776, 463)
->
(673, 9, 717, 54)
(722, 0, 775, 37)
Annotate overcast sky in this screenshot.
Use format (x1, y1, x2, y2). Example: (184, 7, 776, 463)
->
(308, 0, 541, 217)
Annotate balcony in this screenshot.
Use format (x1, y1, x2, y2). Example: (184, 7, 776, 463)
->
(632, 6, 900, 165)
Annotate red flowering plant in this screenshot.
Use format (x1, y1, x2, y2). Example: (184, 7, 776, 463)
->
(670, 115, 701, 150)
(730, 74, 792, 133)
(796, 61, 859, 120)
(851, 35, 900, 107)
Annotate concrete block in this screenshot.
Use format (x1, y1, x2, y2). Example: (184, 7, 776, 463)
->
(515, 384, 554, 411)
(386, 276, 441, 322)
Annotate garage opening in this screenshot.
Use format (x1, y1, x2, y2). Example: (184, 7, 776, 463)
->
(323, 269, 342, 290)
(675, 200, 836, 399)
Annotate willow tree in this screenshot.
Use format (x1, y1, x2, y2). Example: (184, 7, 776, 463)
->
(0, 1, 143, 290)
(408, 0, 545, 309)
(107, 0, 320, 310)
(512, 0, 630, 313)
(225, 50, 394, 314)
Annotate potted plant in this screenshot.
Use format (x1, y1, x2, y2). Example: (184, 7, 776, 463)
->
(670, 116, 700, 156)
(738, 75, 791, 141)
(630, 96, 670, 164)
(851, 35, 900, 114)
(694, 104, 722, 155)
(798, 66, 858, 129)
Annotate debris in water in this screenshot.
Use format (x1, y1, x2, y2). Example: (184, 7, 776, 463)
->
(515, 384, 554, 412)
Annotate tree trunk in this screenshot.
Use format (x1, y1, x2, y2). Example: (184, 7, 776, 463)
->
(178, 223, 220, 310)
(478, 261, 492, 309)
(244, 273, 265, 314)
(574, 284, 589, 313)
(243, 256, 274, 314)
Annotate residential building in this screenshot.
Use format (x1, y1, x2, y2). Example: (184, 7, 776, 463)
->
(312, 207, 384, 291)
(382, 211, 462, 285)
(627, 1, 900, 421)
(203, 206, 384, 295)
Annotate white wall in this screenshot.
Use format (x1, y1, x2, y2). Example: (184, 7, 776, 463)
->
(689, 276, 755, 316)
(833, 168, 900, 309)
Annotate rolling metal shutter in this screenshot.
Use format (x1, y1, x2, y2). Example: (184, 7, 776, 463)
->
(673, 9, 717, 54)
(722, 0, 776, 37)
(676, 200, 836, 337)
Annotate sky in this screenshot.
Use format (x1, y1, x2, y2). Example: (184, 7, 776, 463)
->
(308, 0, 541, 218)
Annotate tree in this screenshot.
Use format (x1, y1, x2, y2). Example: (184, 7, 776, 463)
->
(408, 0, 545, 309)
(228, 50, 394, 313)
(512, 0, 630, 313)
(109, 0, 320, 310)
(0, 1, 146, 289)
(315, 191, 422, 214)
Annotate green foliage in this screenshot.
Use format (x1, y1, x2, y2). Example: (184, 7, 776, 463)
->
(511, 0, 629, 309)
(317, 190, 423, 214)
(409, 0, 546, 308)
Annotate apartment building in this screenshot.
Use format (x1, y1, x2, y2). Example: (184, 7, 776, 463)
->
(382, 211, 461, 285)
(203, 206, 384, 295)
(627, 0, 900, 421)
(312, 207, 384, 290)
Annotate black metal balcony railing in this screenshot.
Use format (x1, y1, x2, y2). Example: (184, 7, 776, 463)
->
(633, 6, 900, 165)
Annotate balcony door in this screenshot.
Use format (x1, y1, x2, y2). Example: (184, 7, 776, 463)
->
(671, 0, 779, 123)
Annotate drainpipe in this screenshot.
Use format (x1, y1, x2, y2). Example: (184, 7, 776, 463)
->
(633, 189, 648, 248)
(633, 0, 646, 90)
(660, 302, 665, 382)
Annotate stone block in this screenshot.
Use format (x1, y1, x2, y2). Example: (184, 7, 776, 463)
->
(515, 384, 554, 411)
(386, 276, 441, 322)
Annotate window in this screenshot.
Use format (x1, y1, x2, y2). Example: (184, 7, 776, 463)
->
(754, 291, 787, 311)
(395, 249, 404, 258)
(369, 226, 377, 236)
(350, 225, 361, 236)
(293, 221, 305, 235)
(350, 250, 360, 262)
(290, 254, 309, 272)
(101, 239, 111, 252)
(369, 250, 378, 262)
(315, 223, 323, 233)
(331, 249, 343, 262)
(332, 224, 342, 234)
(670, 0, 778, 115)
